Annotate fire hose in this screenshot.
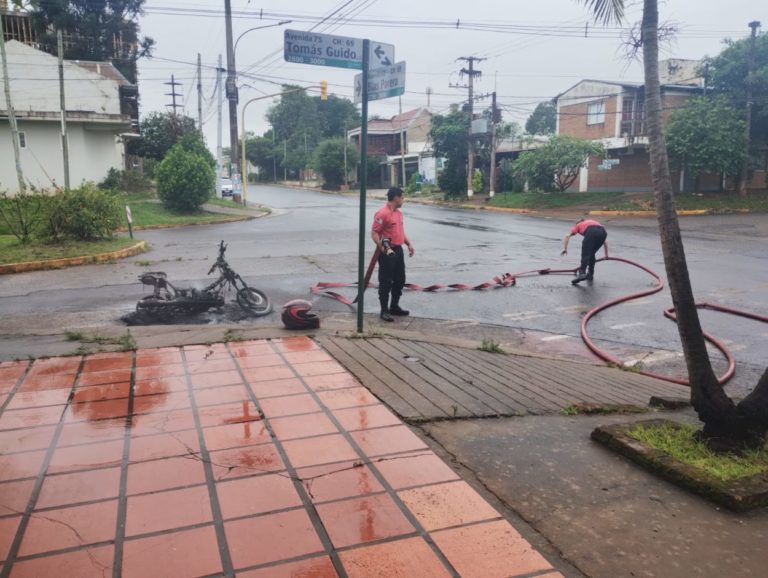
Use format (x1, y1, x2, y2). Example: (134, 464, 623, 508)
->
(310, 255, 768, 386)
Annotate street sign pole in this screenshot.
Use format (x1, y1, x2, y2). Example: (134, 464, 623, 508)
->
(357, 39, 370, 333)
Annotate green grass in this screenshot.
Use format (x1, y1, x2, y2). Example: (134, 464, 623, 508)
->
(0, 236, 140, 265)
(124, 200, 245, 228)
(626, 422, 768, 481)
(488, 191, 625, 210)
(605, 191, 768, 213)
(65, 330, 137, 351)
(478, 338, 504, 354)
(205, 197, 242, 209)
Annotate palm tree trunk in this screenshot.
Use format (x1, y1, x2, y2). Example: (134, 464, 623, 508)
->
(641, 0, 742, 438)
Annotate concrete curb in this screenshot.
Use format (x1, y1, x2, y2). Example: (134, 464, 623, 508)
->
(0, 240, 148, 275)
(589, 209, 708, 217)
(119, 214, 255, 232)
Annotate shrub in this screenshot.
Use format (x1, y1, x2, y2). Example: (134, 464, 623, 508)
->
(471, 169, 484, 195)
(312, 138, 358, 189)
(99, 168, 123, 190)
(0, 190, 45, 243)
(99, 168, 152, 194)
(39, 184, 122, 241)
(155, 144, 215, 212)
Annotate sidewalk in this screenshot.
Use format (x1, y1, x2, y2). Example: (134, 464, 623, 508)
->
(0, 336, 563, 577)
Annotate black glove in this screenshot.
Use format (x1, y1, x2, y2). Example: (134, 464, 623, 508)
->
(382, 238, 394, 256)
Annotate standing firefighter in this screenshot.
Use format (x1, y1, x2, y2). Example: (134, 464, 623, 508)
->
(561, 218, 609, 284)
(371, 187, 415, 321)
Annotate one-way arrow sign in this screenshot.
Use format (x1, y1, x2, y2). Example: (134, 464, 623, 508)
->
(354, 61, 406, 104)
(373, 44, 392, 66)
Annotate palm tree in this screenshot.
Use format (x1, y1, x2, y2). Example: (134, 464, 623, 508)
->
(583, 0, 768, 450)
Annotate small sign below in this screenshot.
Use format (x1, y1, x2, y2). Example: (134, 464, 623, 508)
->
(354, 61, 406, 104)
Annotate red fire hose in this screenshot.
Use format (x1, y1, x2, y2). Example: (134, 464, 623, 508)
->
(311, 255, 768, 386)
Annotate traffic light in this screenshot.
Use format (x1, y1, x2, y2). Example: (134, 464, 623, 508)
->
(320, 80, 328, 101)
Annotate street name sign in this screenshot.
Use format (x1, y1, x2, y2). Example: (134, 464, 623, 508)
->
(284, 30, 394, 70)
(354, 61, 406, 104)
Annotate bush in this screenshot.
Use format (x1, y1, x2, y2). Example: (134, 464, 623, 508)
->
(99, 168, 123, 190)
(312, 138, 358, 189)
(155, 144, 215, 212)
(471, 169, 484, 195)
(0, 190, 45, 243)
(99, 168, 152, 194)
(39, 184, 122, 241)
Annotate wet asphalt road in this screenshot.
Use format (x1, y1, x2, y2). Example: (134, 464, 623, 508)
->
(0, 184, 766, 395)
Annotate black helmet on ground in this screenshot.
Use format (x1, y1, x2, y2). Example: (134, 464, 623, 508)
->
(281, 299, 320, 330)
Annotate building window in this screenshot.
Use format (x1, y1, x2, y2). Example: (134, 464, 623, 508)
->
(18, 132, 27, 149)
(621, 97, 645, 137)
(587, 101, 605, 125)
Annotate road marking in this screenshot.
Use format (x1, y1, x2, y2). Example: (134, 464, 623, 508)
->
(609, 322, 646, 330)
(555, 305, 589, 314)
(502, 311, 547, 321)
(624, 299, 656, 306)
(541, 335, 571, 342)
(623, 351, 683, 366)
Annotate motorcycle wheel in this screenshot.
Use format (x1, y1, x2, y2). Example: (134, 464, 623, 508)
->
(236, 287, 272, 316)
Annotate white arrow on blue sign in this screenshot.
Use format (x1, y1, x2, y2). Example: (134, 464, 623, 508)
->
(284, 30, 394, 70)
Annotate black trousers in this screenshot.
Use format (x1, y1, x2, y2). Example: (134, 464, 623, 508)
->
(580, 226, 607, 276)
(378, 245, 405, 310)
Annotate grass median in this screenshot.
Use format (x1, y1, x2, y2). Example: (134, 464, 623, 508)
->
(0, 236, 141, 265)
(487, 190, 768, 213)
(124, 198, 249, 229)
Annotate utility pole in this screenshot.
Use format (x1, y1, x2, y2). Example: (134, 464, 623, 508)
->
(426, 87, 433, 110)
(224, 0, 239, 183)
(489, 91, 497, 198)
(739, 20, 761, 197)
(57, 30, 70, 189)
(216, 54, 223, 194)
(164, 75, 182, 116)
(453, 56, 484, 197)
(197, 53, 203, 132)
(283, 140, 287, 181)
(0, 12, 26, 192)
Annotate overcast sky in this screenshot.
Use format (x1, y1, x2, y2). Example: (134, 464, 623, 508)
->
(136, 0, 762, 151)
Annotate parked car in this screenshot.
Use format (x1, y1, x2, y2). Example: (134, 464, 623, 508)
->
(221, 178, 233, 197)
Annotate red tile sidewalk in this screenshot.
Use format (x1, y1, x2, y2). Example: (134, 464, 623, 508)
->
(0, 338, 562, 577)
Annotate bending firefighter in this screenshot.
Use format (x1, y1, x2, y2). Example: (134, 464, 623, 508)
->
(371, 187, 415, 321)
(561, 218, 608, 285)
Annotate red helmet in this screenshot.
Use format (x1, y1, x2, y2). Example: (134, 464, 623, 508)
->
(281, 299, 320, 330)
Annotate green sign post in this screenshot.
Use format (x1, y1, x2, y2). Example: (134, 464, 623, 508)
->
(284, 31, 397, 332)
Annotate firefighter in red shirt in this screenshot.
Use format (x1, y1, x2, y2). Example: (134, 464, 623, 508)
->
(371, 187, 415, 321)
(561, 218, 608, 284)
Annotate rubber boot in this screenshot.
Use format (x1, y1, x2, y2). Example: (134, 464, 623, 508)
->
(380, 296, 393, 322)
(389, 298, 409, 316)
(572, 271, 588, 285)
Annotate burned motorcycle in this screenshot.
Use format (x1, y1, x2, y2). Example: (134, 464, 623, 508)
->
(136, 241, 271, 319)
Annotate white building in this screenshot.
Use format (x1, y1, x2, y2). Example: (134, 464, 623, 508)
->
(1, 40, 135, 194)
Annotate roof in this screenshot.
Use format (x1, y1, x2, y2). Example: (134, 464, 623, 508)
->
(72, 61, 132, 87)
(348, 107, 430, 135)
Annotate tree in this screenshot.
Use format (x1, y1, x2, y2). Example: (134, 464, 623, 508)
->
(430, 110, 469, 196)
(704, 35, 768, 146)
(525, 101, 557, 135)
(245, 133, 281, 182)
(23, 0, 154, 83)
(583, 0, 768, 450)
(666, 96, 745, 191)
(155, 143, 214, 212)
(513, 135, 604, 192)
(127, 112, 199, 161)
(265, 86, 360, 177)
(312, 139, 358, 189)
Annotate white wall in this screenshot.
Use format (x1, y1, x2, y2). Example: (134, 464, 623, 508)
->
(0, 121, 124, 192)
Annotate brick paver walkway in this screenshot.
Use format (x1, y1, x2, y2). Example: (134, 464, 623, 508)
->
(0, 337, 562, 577)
